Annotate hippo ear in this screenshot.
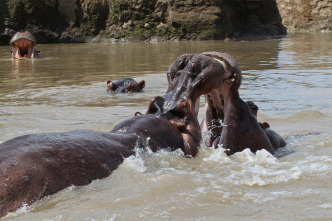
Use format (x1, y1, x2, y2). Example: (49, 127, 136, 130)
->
(145, 96, 165, 114)
(138, 80, 145, 89)
(128, 83, 136, 92)
(107, 80, 113, 93)
(259, 122, 270, 130)
(135, 112, 143, 116)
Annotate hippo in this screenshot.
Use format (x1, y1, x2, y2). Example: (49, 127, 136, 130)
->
(209, 101, 287, 151)
(0, 52, 233, 217)
(0, 131, 140, 217)
(10, 31, 39, 59)
(246, 101, 287, 150)
(107, 78, 145, 93)
(112, 53, 234, 156)
(201, 51, 286, 155)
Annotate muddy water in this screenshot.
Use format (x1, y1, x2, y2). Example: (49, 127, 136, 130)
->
(0, 33, 331, 220)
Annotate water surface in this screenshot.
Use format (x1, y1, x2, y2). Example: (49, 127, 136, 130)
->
(0, 33, 331, 220)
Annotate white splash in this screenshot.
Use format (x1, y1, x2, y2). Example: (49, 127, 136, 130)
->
(202, 146, 232, 163)
(318, 203, 332, 209)
(202, 148, 303, 187)
(3, 203, 31, 218)
(233, 148, 277, 165)
(241, 166, 302, 186)
(123, 147, 147, 173)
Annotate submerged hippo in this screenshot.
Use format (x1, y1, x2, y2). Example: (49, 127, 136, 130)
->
(0, 52, 233, 217)
(209, 100, 287, 152)
(107, 78, 145, 93)
(201, 51, 286, 155)
(10, 31, 39, 59)
(246, 101, 287, 150)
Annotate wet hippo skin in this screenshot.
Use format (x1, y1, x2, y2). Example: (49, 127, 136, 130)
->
(0, 131, 139, 217)
(210, 101, 287, 153)
(207, 81, 275, 155)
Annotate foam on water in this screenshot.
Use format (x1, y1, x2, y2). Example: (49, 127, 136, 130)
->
(123, 147, 149, 173)
(2, 137, 331, 220)
(232, 148, 277, 165)
(3, 203, 31, 219)
(202, 145, 232, 163)
(121, 143, 306, 189)
(201, 147, 302, 186)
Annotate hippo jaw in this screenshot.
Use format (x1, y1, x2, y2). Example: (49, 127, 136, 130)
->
(10, 31, 38, 59)
(201, 53, 276, 155)
(144, 53, 240, 156)
(11, 45, 37, 59)
(164, 53, 237, 115)
(199, 52, 242, 147)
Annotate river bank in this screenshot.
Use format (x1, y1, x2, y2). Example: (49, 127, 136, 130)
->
(1, 0, 331, 45)
(2, 0, 330, 45)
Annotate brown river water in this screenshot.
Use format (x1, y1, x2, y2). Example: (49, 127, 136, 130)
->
(0, 33, 331, 220)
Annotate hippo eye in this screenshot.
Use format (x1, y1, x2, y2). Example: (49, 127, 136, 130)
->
(178, 59, 186, 70)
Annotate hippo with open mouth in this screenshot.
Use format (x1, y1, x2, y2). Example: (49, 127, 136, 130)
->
(10, 31, 39, 59)
(0, 52, 234, 217)
(201, 51, 286, 155)
(113, 53, 235, 157)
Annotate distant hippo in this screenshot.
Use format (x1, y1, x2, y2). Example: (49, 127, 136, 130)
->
(10, 31, 39, 59)
(107, 78, 145, 93)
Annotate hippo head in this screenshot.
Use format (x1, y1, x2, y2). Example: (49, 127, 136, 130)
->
(107, 79, 145, 93)
(144, 52, 240, 156)
(107, 80, 115, 93)
(10, 31, 38, 59)
(199, 52, 242, 146)
(147, 53, 237, 116)
(127, 80, 145, 93)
